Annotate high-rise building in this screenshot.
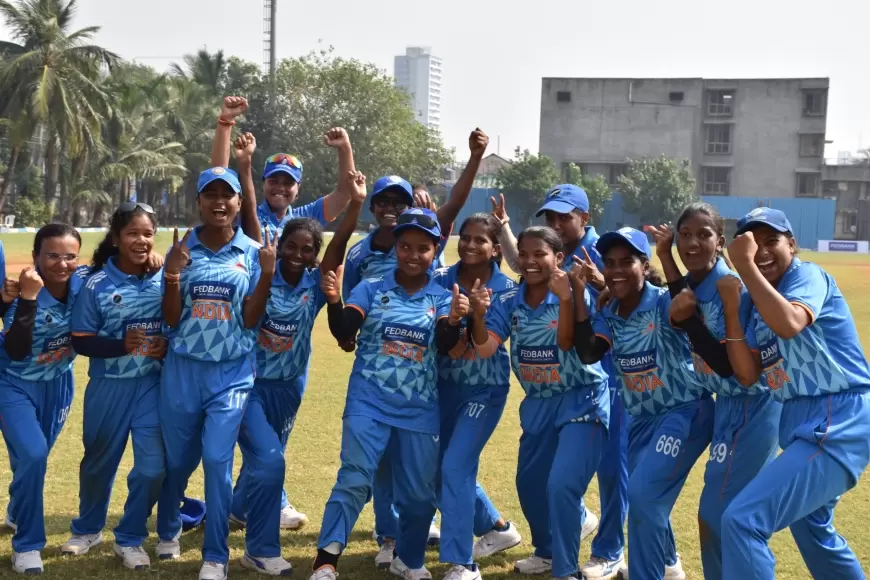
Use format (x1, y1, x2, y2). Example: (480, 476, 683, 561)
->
(394, 47, 442, 131)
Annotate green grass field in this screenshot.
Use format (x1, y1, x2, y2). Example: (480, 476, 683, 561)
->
(2, 232, 870, 579)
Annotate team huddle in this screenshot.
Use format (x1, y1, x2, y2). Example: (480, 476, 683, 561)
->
(1, 96, 869, 580)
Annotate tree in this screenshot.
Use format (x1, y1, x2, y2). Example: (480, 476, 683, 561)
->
(494, 148, 559, 224)
(617, 155, 697, 226)
(170, 49, 226, 94)
(563, 162, 612, 223)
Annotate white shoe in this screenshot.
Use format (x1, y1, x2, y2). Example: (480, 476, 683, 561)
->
(376, 538, 396, 569)
(473, 522, 522, 559)
(444, 564, 481, 580)
(114, 544, 151, 570)
(3, 513, 17, 533)
(617, 555, 685, 580)
(581, 509, 600, 542)
(199, 561, 228, 580)
(389, 556, 409, 577)
(427, 522, 441, 546)
(402, 565, 433, 580)
(580, 555, 626, 580)
(513, 555, 552, 575)
(11, 550, 43, 574)
(553, 577, 578, 580)
(155, 530, 181, 560)
(280, 504, 309, 530)
(61, 533, 103, 555)
(309, 567, 338, 580)
(241, 553, 293, 576)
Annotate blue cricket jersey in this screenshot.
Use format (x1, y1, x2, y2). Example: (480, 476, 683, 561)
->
(344, 270, 453, 434)
(71, 257, 164, 379)
(564, 226, 604, 273)
(745, 257, 870, 401)
(165, 227, 262, 362)
(342, 229, 450, 300)
(0, 267, 88, 381)
(0, 240, 5, 285)
(255, 267, 327, 383)
(592, 282, 707, 417)
(689, 258, 766, 397)
(257, 198, 328, 242)
(486, 283, 608, 400)
(433, 262, 516, 390)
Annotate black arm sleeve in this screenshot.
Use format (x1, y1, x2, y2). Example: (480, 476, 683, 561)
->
(681, 315, 735, 378)
(667, 277, 689, 298)
(435, 318, 461, 354)
(3, 299, 37, 361)
(573, 319, 610, 364)
(0, 300, 11, 318)
(71, 335, 129, 359)
(327, 301, 365, 342)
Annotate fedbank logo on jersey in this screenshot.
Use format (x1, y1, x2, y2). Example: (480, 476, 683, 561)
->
(617, 350, 664, 393)
(381, 323, 430, 362)
(125, 318, 162, 336)
(191, 281, 235, 321)
(517, 345, 561, 384)
(258, 317, 298, 353)
(38, 334, 72, 365)
(759, 337, 791, 390)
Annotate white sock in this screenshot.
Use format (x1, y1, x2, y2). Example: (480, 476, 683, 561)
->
(324, 542, 341, 555)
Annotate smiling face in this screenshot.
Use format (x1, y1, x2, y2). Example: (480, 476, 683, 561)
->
(517, 236, 562, 286)
(676, 211, 724, 275)
(114, 213, 156, 269)
(458, 221, 498, 267)
(748, 225, 796, 285)
(35, 235, 81, 286)
(395, 229, 436, 277)
(372, 190, 410, 228)
(543, 210, 587, 244)
(264, 173, 300, 212)
(280, 228, 318, 275)
(197, 180, 241, 227)
(603, 244, 647, 301)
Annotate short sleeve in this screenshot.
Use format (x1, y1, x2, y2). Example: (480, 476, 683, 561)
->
(656, 289, 675, 328)
(70, 282, 102, 336)
(346, 280, 377, 318)
(342, 252, 362, 301)
(591, 312, 612, 344)
(294, 198, 328, 225)
(484, 290, 514, 342)
(246, 249, 263, 298)
(779, 262, 828, 323)
(435, 292, 452, 320)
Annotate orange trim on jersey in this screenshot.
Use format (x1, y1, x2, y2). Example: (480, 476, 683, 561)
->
(595, 333, 612, 347)
(487, 330, 504, 345)
(347, 304, 366, 319)
(790, 301, 816, 325)
(71, 332, 96, 337)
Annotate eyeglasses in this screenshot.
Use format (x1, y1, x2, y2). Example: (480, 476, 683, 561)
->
(373, 198, 409, 211)
(116, 202, 155, 215)
(44, 253, 79, 263)
(396, 212, 439, 231)
(266, 153, 302, 169)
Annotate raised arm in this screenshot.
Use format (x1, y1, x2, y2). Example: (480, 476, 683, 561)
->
(162, 229, 192, 328)
(320, 128, 357, 221)
(571, 274, 610, 364)
(549, 270, 574, 352)
(210, 96, 249, 168)
(717, 276, 761, 386)
(233, 132, 262, 244)
(243, 229, 277, 329)
(490, 193, 519, 272)
(436, 129, 489, 234)
(669, 288, 735, 378)
(648, 225, 683, 287)
(321, 171, 367, 275)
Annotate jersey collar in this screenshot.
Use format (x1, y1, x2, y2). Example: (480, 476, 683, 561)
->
(605, 281, 661, 320)
(103, 256, 159, 286)
(258, 200, 290, 228)
(36, 269, 84, 309)
(188, 226, 255, 253)
(273, 266, 318, 290)
(443, 262, 514, 294)
(381, 269, 441, 297)
(690, 257, 733, 300)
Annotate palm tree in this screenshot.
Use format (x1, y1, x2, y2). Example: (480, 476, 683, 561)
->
(170, 49, 226, 94)
(0, 0, 119, 208)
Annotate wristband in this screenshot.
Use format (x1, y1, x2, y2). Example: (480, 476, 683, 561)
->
(164, 272, 181, 283)
(218, 116, 236, 127)
(725, 337, 746, 342)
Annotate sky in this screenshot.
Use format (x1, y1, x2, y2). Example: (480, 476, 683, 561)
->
(3, 0, 869, 160)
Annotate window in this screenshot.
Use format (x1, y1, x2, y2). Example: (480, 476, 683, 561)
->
(609, 164, 628, 185)
(797, 173, 820, 196)
(706, 125, 732, 154)
(799, 134, 824, 157)
(702, 167, 731, 195)
(669, 91, 684, 103)
(556, 91, 571, 103)
(706, 90, 735, 116)
(803, 90, 826, 116)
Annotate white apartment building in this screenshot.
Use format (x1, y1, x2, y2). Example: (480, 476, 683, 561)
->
(394, 46, 442, 131)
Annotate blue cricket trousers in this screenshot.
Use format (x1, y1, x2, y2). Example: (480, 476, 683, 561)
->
(232, 378, 303, 525)
(626, 396, 714, 580)
(234, 380, 303, 557)
(591, 380, 629, 562)
(516, 391, 606, 578)
(722, 389, 870, 580)
(157, 351, 253, 564)
(698, 392, 781, 580)
(0, 371, 74, 552)
(438, 383, 507, 565)
(70, 375, 166, 547)
(318, 414, 439, 570)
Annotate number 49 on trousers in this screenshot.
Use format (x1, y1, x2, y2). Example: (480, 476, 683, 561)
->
(655, 434, 681, 458)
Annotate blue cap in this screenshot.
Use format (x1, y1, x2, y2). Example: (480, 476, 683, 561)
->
(372, 175, 414, 206)
(735, 207, 793, 237)
(263, 153, 303, 182)
(179, 496, 206, 531)
(197, 167, 241, 194)
(596, 227, 653, 261)
(392, 208, 442, 239)
(535, 184, 590, 216)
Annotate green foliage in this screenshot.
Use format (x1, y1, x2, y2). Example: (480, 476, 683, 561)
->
(617, 155, 697, 225)
(13, 195, 52, 226)
(563, 163, 612, 223)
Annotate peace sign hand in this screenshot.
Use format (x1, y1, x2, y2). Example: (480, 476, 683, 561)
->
(490, 193, 507, 223)
(574, 247, 605, 290)
(448, 283, 471, 326)
(165, 228, 192, 276)
(648, 224, 675, 257)
(468, 278, 492, 317)
(259, 227, 278, 277)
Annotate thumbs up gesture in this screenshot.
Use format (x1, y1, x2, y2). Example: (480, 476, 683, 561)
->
(448, 283, 471, 326)
(468, 278, 492, 317)
(321, 265, 343, 304)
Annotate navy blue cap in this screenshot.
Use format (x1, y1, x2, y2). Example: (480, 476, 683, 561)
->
(197, 167, 241, 195)
(735, 207, 793, 237)
(372, 175, 414, 206)
(392, 208, 442, 239)
(596, 227, 653, 261)
(535, 184, 590, 217)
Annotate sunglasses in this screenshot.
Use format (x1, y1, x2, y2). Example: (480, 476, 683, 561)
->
(116, 202, 155, 215)
(373, 198, 410, 211)
(266, 153, 302, 169)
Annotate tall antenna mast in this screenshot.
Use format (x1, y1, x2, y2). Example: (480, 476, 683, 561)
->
(263, 0, 277, 87)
